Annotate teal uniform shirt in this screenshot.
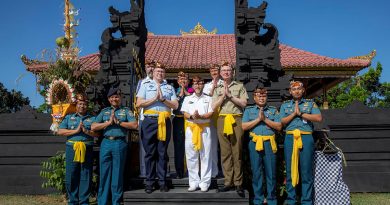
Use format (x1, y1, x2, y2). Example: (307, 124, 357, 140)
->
(59, 113, 95, 144)
(279, 99, 321, 132)
(95, 106, 136, 137)
(243, 105, 281, 135)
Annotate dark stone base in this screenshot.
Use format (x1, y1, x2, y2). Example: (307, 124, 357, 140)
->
(123, 188, 249, 205)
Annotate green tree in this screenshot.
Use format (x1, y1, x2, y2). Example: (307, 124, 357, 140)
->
(0, 82, 30, 113)
(326, 62, 390, 108)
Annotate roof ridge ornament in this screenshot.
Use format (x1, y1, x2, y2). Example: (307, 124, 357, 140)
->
(349, 50, 376, 61)
(180, 22, 217, 36)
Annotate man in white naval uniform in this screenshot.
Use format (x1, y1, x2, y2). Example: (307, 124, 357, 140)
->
(202, 64, 223, 178)
(181, 76, 214, 192)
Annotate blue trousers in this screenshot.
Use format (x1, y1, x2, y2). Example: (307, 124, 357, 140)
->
(139, 119, 146, 177)
(141, 117, 171, 187)
(65, 144, 93, 205)
(249, 140, 277, 205)
(98, 138, 127, 205)
(284, 134, 315, 205)
(172, 116, 185, 177)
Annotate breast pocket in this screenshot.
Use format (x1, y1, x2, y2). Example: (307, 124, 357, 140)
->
(146, 87, 157, 97)
(69, 120, 79, 129)
(162, 88, 173, 99)
(284, 108, 293, 115)
(117, 112, 127, 122)
(231, 89, 240, 97)
(103, 114, 111, 122)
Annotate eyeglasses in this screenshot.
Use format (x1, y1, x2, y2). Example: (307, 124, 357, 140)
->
(220, 69, 233, 72)
(290, 87, 303, 91)
(193, 81, 204, 85)
(254, 93, 267, 97)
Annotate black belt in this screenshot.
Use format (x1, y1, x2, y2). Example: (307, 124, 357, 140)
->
(105, 136, 124, 140)
(144, 115, 159, 119)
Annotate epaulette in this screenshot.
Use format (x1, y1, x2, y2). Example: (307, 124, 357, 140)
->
(102, 107, 111, 111)
(283, 99, 293, 103)
(246, 105, 256, 109)
(304, 98, 314, 102)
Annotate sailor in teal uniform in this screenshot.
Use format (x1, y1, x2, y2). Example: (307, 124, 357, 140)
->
(242, 87, 282, 205)
(58, 94, 100, 205)
(92, 87, 138, 205)
(280, 81, 322, 205)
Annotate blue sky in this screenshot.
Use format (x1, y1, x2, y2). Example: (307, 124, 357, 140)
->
(0, 0, 389, 107)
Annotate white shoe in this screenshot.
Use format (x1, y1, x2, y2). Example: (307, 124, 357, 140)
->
(200, 187, 209, 192)
(188, 186, 197, 192)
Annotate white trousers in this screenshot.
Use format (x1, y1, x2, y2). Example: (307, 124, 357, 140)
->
(185, 126, 212, 189)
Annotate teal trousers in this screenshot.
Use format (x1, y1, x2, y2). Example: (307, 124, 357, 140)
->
(284, 134, 314, 205)
(65, 144, 93, 205)
(249, 140, 277, 205)
(98, 138, 127, 205)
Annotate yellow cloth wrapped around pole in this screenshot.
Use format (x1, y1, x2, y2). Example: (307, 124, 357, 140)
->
(186, 121, 210, 151)
(144, 110, 171, 141)
(68, 141, 86, 163)
(249, 132, 277, 153)
(219, 114, 242, 136)
(286, 129, 312, 187)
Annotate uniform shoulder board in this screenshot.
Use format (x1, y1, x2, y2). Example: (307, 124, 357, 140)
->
(305, 98, 314, 102)
(246, 105, 256, 109)
(102, 107, 110, 111)
(283, 99, 292, 103)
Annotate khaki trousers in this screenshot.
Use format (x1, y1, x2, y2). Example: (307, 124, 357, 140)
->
(217, 116, 243, 187)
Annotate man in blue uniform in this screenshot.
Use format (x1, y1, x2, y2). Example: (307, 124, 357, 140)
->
(91, 87, 138, 205)
(242, 87, 282, 205)
(136, 62, 178, 193)
(280, 81, 322, 205)
(58, 93, 100, 205)
(136, 60, 155, 178)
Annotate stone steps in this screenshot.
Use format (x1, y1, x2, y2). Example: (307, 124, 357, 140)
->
(124, 177, 249, 204)
(123, 187, 249, 205)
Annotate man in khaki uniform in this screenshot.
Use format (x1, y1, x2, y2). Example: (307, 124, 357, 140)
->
(212, 62, 248, 196)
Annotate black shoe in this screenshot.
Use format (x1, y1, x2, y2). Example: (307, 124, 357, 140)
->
(217, 185, 233, 192)
(145, 186, 153, 194)
(176, 173, 184, 179)
(236, 186, 244, 197)
(160, 185, 169, 192)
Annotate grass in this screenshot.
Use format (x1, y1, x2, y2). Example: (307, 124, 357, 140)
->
(351, 193, 390, 205)
(0, 194, 97, 205)
(0, 193, 388, 204)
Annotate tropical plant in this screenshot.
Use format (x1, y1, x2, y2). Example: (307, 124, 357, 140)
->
(0, 82, 30, 113)
(325, 62, 390, 108)
(40, 151, 67, 195)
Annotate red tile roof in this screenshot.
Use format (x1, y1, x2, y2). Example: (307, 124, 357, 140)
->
(25, 34, 372, 73)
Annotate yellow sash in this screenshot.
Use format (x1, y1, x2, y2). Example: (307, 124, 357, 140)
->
(249, 132, 277, 153)
(286, 129, 313, 187)
(144, 110, 171, 141)
(68, 141, 87, 163)
(218, 114, 242, 136)
(186, 121, 210, 151)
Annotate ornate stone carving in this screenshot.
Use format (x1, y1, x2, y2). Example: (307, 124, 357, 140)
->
(87, 0, 147, 109)
(235, 0, 291, 105)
